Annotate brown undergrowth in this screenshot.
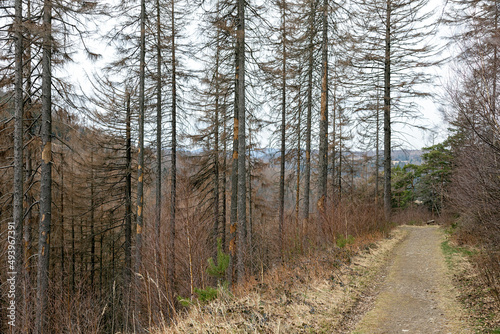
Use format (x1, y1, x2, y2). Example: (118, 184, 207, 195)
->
(443, 230, 500, 333)
(153, 227, 407, 333)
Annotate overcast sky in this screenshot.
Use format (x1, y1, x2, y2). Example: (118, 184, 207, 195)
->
(65, 0, 451, 152)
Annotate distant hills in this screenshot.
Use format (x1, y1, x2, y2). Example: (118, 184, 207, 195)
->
(180, 147, 423, 168)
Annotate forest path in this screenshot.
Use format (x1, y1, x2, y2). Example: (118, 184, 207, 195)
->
(351, 225, 471, 334)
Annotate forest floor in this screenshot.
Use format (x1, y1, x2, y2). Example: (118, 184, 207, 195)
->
(160, 225, 485, 333)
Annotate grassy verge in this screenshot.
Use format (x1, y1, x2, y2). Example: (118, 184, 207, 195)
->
(152, 228, 406, 333)
(441, 235, 500, 334)
(441, 239, 476, 265)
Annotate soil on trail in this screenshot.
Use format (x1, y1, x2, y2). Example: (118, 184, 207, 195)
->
(352, 225, 471, 334)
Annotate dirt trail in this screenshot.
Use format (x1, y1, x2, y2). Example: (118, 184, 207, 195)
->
(352, 225, 471, 334)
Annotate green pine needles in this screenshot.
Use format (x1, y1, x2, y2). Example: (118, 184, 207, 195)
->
(178, 238, 230, 307)
(207, 238, 230, 280)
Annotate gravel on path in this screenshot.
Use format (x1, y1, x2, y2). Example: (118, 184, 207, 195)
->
(352, 225, 471, 334)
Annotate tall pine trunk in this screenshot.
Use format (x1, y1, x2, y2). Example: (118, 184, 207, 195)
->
(303, 5, 314, 223)
(330, 83, 336, 200)
(23, 0, 34, 296)
(375, 84, 380, 203)
(228, 30, 239, 287)
(169, 0, 178, 304)
(36, 0, 52, 332)
(303, 22, 313, 223)
(236, 0, 247, 284)
(134, 0, 146, 326)
(155, 0, 162, 251)
(383, 0, 392, 221)
(278, 0, 287, 261)
(295, 93, 301, 228)
(136, 0, 146, 275)
(124, 92, 132, 292)
(213, 21, 221, 260)
(318, 0, 328, 211)
(247, 130, 253, 266)
(90, 152, 95, 287)
(222, 105, 228, 252)
(13, 0, 24, 316)
(71, 164, 75, 292)
(338, 108, 342, 200)
(60, 154, 65, 289)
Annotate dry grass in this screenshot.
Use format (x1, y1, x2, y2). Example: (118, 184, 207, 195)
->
(151, 227, 407, 333)
(443, 235, 500, 333)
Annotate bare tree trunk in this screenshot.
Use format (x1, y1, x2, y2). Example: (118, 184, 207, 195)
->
(155, 0, 162, 249)
(99, 233, 103, 296)
(80, 219, 84, 277)
(36, 0, 52, 332)
(13, 0, 24, 321)
(236, 0, 247, 284)
(338, 111, 342, 200)
(222, 112, 228, 252)
(295, 98, 301, 228)
(375, 83, 380, 204)
(169, 0, 178, 305)
(90, 151, 95, 287)
(135, 0, 146, 275)
(135, 1, 146, 325)
(213, 23, 221, 261)
(330, 82, 336, 200)
(229, 35, 239, 288)
(124, 92, 132, 326)
(60, 154, 65, 289)
(278, 0, 287, 261)
(492, 2, 498, 116)
(25, 148, 33, 275)
(23, 0, 34, 296)
(383, 0, 392, 221)
(154, 0, 163, 317)
(318, 0, 328, 211)
(303, 1, 314, 223)
(247, 128, 253, 268)
(71, 172, 75, 292)
(124, 92, 132, 287)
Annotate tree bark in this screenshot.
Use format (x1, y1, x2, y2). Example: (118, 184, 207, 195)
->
(169, 0, 178, 304)
(155, 0, 162, 250)
(90, 151, 95, 287)
(295, 93, 301, 229)
(36, 1, 52, 332)
(236, 0, 247, 284)
(228, 29, 239, 287)
(383, 0, 392, 221)
(330, 82, 336, 200)
(213, 20, 221, 261)
(134, 0, 146, 325)
(375, 83, 380, 204)
(13, 0, 24, 320)
(338, 110, 342, 200)
(247, 131, 253, 267)
(303, 0, 314, 222)
(135, 0, 146, 276)
(278, 0, 287, 261)
(23, 0, 33, 297)
(71, 168, 75, 292)
(124, 92, 132, 291)
(318, 0, 328, 211)
(60, 154, 65, 289)
(222, 109, 228, 253)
